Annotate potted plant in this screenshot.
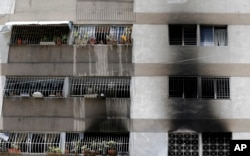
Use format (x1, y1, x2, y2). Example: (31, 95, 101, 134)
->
(40, 36, 55, 45)
(106, 34, 113, 45)
(120, 35, 127, 44)
(89, 37, 96, 45)
(17, 38, 22, 45)
(47, 146, 62, 156)
(75, 33, 88, 47)
(107, 141, 117, 156)
(8, 143, 21, 154)
(61, 34, 68, 44)
(81, 145, 91, 155)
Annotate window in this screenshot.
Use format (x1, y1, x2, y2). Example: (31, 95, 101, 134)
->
(4, 77, 64, 97)
(169, 76, 198, 98)
(168, 133, 199, 156)
(168, 132, 231, 156)
(169, 25, 197, 45)
(202, 132, 231, 156)
(201, 77, 230, 99)
(71, 77, 131, 98)
(200, 26, 227, 46)
(169, 76, 230, 99)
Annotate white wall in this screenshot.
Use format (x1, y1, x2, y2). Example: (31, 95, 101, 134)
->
(133, 24, 250, 64)
(131, 77, 250, 119)
(135, 0, 250, 13)
(0, 0, 15, 14)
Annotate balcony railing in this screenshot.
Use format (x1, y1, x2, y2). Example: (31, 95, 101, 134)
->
(4, 76, 64, 97)
(71, 25, 133, 46)
(71, 77, 131, 98)
(10, 25, 70, 45)
(0, 132, 129, 155)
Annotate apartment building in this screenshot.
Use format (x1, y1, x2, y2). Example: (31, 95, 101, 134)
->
(1, 0, 250, 155)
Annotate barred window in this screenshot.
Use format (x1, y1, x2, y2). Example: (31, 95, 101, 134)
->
(10, 25, 70, 45)
(72, 25, 133, 45)
(202, 77, 230, 99)
(169, 76, 230, 99)
(71, 77, 130, 98)
(169, 25, 197, 45)
(169, 76, 198, 98)
(4, 77, 64, 97)
(65, 133, 129, 155)
(202, 132, 231, 156)
(168, 132, 199, 156)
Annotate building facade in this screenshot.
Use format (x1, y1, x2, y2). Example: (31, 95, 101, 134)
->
(1, 0, 250, 155)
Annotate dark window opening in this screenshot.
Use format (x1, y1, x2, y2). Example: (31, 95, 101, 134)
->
(169, 25, 197, 45)
(168, 132, 199, 156)
(202, 132, 231, 156)
(169, 76, 197, 99)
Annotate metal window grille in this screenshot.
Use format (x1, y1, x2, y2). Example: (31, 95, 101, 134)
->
(4, 76, 65, 97)
(76, 0, 135, 22)
(169, 25, 197, 45)
(168, 132, 199, 156)
(0, 132, 60, 154)
(71, 77, 130, 98)
(10, 25, 69, 45)
(202, 132, 231, 156)
(65, 133, 129, 155)
(169, 76, 198, 99)
(201, 77, 230, 99)
(72, 25, 133, 45)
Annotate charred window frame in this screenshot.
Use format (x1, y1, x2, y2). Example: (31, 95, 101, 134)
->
(70, 77, 131, 98)
(200, 25, 228, 46)
(169, 76, 198, 99)
(201, 77, 230, 99)
(169, 25, 197, 45)
(4, 76, 65, 98)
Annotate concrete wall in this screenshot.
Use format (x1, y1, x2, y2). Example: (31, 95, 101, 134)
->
(133, 25, 250, 64)
(135, 0, 250, 13)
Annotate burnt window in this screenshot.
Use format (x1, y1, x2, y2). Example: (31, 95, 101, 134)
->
(71, 77, 131, 98)
(169, 25, 197, 45)
(4, 77, 64, 97)
(10, 25, 70, 45)
(169, 76, 198, 98)
(202, 132, 231, 156)
(168, 132, 199, 156)
(200, 26, 227, 46)
(202, 77, 230, 99)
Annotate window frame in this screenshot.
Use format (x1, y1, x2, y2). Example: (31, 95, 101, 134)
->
(169, 76, 230, 99)
(169, 24, 198, 46)
(200, 25, 228, 46)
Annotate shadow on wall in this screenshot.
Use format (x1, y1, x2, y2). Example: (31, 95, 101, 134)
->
(168, 47, 228, 132)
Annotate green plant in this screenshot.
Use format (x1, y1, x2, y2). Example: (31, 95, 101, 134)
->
(48, 146, 62, 153)
(61, 34, 68, 43)
(41, 36, 49, 42)
(11, 143, 20, 150)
